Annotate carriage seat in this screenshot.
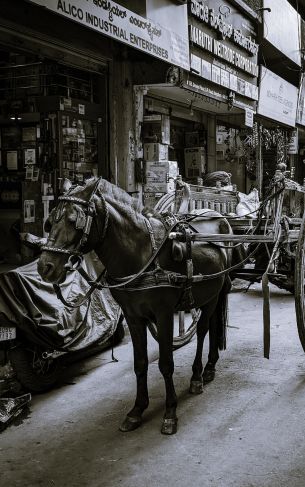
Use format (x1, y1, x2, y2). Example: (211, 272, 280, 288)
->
(153, 179, 260, 236)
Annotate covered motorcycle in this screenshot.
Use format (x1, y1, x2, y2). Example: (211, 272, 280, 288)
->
(0, 251, 123, 392)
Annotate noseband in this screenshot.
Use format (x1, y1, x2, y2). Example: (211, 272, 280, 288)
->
(41, 178, 108, 265)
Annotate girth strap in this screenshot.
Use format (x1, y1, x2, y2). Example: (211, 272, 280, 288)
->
(180, 225, 195, 309)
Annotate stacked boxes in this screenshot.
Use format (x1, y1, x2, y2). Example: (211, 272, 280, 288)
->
(142, 117, 177, 208)
(143, 192, 165, 210)
(143, 143, 168, 162)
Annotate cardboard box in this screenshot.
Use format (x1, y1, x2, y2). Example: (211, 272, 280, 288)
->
(184, 147, 206, 178)
(143, 192, 165, 209)
(144, 180, 175, 193)
(145, 160, 178, 183)
(144, 143, 168, 161)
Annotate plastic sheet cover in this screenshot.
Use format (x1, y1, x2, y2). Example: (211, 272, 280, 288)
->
(0, 253, 121, 351)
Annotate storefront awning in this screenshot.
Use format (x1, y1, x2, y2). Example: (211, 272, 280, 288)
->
(140, 82, 255, 119)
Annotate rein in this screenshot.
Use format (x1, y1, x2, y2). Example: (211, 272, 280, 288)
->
(42, 178, 283, 309)
(40, 177, 109, 308)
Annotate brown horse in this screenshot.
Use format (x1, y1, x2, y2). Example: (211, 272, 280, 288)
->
(38, 177, 235, 435)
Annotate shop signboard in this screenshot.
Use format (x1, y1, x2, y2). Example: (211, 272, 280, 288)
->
(188, 0, 259, 102)
(297, 73, 305, 126)
(244, 108, 254, 128)
(301, 19, 305, 62)
(257, 66, 298, 127)
(28, 0, 189, 70)
(263, 0, 301, 67)
(287, 129, 298, 154)
(181, 74, 255, 112)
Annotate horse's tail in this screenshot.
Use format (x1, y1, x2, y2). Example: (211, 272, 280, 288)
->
(216, 277, 231, 350)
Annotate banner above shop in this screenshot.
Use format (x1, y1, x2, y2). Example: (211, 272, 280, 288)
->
(181, 72, 256, 113)
(257, 66, 298, 127)
(188, 0, 259, 102)
(263, 0, 301, 67)
(28, 0, 190, 70)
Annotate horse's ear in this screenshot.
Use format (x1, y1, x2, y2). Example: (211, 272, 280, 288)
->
(44, 208, 55, 233)
(44, 217, 52, 233)
(63, 178, 72, 193)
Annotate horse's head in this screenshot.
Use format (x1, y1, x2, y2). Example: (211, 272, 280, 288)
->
(38, 178, 106, 283)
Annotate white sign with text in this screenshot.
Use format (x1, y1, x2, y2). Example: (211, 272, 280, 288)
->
(29, 0, 189, 70)
(257, 66, 298, 127)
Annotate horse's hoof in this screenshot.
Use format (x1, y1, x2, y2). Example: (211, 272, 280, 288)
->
(202, 369, 215, 383)
(189, 380, 203, 394)
(161, 418, 178, 435)
(119, 415, 142, 432)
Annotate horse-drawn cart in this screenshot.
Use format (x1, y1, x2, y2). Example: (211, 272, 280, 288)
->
(36, 173, 305, 434)
(154, 171, 305, 359)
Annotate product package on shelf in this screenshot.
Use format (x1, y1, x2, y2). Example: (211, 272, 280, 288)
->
(143, 143, 168, 161)
(184, 147, 206, 178)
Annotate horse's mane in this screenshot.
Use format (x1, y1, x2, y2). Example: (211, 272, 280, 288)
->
(70, 177, 144, 215)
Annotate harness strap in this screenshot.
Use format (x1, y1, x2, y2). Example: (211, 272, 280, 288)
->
(180, 225, 194, 309)
(145, 218, 160, 268)
(53, 268, 106, 309)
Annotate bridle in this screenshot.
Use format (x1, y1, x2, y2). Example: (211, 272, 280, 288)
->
(41, 177, 108, 269)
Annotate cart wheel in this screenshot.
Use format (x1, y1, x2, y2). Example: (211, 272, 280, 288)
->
(294, 218, 305, 351)
(148, 309, 200, 350)
(9, 346, 60, 393)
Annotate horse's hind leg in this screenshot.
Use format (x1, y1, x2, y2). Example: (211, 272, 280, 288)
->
(190, 298, 217, 394)
(202, 312, 218, 383)
(203, 281, 229, 383)
(156, 312, 178, 435)
(119, 316, 149, 432)
(190, 297, 218, 394)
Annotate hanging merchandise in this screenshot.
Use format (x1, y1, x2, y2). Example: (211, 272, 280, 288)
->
(216, 124, 257, 183)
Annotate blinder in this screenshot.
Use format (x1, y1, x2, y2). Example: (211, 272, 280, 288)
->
(41, 177, 108, 262)
(75, 205, 87, 230)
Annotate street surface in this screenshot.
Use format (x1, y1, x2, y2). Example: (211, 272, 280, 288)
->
(2, 281, 305, 487)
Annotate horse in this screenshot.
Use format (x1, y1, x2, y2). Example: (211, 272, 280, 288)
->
(37, 177, 236, 435)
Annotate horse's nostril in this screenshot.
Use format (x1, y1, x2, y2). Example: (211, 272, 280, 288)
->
(45, 262, 55, 276)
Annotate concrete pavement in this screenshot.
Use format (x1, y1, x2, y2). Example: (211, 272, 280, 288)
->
(2, 281, 305, 487)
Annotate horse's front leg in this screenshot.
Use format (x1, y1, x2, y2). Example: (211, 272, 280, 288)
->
(119, 316, 149, 432)
(156, 312, 178, 435)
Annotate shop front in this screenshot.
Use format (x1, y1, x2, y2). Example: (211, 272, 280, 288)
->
(0, 0, 189, 263)
(134, 0, 259, 209)
(0, 0, 112, 263)
(255, 0, 301, 196)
